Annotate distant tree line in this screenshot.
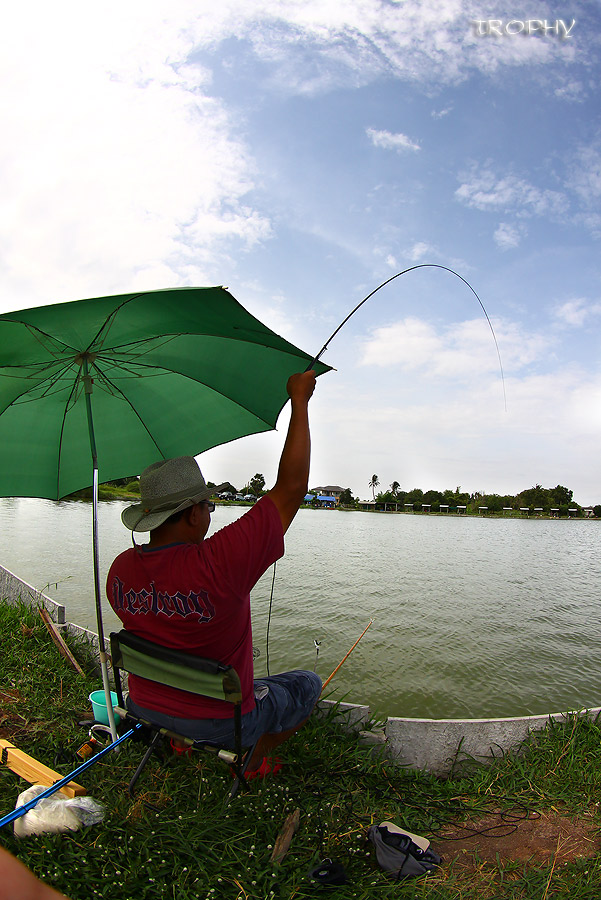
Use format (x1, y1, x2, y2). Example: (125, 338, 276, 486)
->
(206, 473, 266, 497)
(103, 474, 599, 518)
(335, 480, 599, 517)
(102, 473, 268, 498)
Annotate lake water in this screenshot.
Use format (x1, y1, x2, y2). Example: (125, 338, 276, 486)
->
(0, 497, 599, 719)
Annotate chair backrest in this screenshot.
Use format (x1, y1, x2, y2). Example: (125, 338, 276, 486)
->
(110, 630, 242, 704)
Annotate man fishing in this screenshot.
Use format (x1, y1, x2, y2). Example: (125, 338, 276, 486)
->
(106, 369, 321, 775)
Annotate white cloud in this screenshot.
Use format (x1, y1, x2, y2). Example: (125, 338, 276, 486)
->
(367, 128, 420, 153)
(573, 211, 601, 237)
(455, 167, 568, 218)
(359, 316, 551, 378)
(554, 298, 601, 327)
(179, 0, 581, 94)
(0, 3, 271, 311)
(566, 376, 601, 433)
(494, 222, 524, 249)
(408, 241, 435, 261)
(315, 363, 601, 499)
(554, 79, 585, 101)
(459, 149, 601, 235)
(570, 146, 601, 206)
(0, 2, 591, 312)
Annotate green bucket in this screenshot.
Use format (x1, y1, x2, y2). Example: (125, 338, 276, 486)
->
(89, 690, 118, 725)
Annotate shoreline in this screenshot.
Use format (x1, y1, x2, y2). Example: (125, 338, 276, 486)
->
(19, 492, 598, 520)
(309, 506, 598, 519)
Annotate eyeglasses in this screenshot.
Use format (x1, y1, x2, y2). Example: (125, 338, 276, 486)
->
(201, 501, 215, 513)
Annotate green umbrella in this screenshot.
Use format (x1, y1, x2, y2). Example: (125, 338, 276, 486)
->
(0, 286, 331, 738)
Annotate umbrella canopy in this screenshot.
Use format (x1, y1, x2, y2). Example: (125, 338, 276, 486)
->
(0, 286, 330, 499)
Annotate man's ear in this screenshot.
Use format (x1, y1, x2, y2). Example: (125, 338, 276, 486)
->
(185, 504, 201, 526)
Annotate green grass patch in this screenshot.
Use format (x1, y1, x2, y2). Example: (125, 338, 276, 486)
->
(1, 599, 600, 899)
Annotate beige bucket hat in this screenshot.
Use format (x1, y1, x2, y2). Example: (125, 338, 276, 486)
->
(121, 456, 228, 532)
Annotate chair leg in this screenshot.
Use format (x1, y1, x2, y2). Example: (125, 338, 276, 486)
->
(226, 739, 260, 804)
(128, 730, 163, 798)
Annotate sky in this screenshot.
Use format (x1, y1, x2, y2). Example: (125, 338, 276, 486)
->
(1, 1, 600, 504)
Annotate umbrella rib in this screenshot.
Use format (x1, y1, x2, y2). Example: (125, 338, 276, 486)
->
(0, 360, 69, 372)
(0, 361, 83, 417)
(3, 321, 77, 357)
(106, 329, 302, 357)
(90, 365, 167, 459)
(94, 356, 282, 429)
(98, 334, 181, 359)
(2, 292, 148, 357)
(86, 292, 150, 350)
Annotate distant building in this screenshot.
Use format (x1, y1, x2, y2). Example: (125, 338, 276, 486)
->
(317, 495, 336, 508)
(358, 500, 376, 510)
(310, 485, 345, 505)
(304, 492, 336, 508)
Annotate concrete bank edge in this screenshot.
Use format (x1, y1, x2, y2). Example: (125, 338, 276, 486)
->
(0, 564, 103, 666)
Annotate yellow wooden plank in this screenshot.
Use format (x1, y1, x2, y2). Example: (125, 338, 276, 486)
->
(0, 738, 86, 798)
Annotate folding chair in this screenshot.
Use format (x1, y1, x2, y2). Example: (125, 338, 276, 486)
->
(109, 630, 259, 803)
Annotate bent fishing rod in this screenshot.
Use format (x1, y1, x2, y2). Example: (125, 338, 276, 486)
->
(306, 263, 506, 409)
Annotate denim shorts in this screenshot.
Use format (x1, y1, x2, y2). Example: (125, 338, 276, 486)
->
(126, 669, 322, 748)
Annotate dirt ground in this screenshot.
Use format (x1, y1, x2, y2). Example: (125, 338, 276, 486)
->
(430, 808, 601, 871)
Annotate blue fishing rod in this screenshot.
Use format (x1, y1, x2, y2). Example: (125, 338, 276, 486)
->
(0, 725, 141, 831)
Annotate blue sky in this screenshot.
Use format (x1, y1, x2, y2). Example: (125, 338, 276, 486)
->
(1, 1, 600, 503)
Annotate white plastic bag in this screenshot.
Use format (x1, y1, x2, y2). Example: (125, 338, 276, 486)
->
(13, 785, 105, 838)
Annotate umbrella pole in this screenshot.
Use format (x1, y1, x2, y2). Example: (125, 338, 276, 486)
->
(83, 358, 119, 744)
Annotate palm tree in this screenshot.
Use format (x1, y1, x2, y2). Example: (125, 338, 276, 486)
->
(369, 474, 380, 500)
(390, 480, 400, 498)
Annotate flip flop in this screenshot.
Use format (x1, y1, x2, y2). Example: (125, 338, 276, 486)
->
(170, 738, 193, 757)
(378, 821, 430, 852)
(245, 756, 283, 780)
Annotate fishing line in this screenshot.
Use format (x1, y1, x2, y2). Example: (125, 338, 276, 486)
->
(307, 263, 507, 412)
(265, 560, 277, 677)
(266, 265, 505, 674)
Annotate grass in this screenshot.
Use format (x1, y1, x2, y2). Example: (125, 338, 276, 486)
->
(1, 598, 600, 899)
(65, 485, 139, 501)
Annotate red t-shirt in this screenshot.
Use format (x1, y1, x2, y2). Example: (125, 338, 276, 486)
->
(106, 496, 284, 718)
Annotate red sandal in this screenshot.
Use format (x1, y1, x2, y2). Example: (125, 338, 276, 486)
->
(245, 756, 283, 780)
(170, 738, 193, 757)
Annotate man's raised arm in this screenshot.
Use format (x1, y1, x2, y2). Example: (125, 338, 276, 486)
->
(266, 370, 316, 534)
